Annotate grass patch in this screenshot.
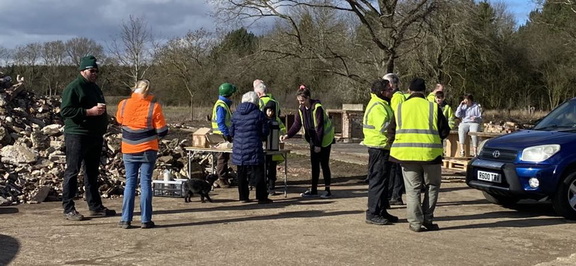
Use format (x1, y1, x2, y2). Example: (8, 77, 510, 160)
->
(483, 109, 548, 125)
(106, 99, 213, 126)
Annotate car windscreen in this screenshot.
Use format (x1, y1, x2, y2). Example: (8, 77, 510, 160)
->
(534, 99, 576, 131)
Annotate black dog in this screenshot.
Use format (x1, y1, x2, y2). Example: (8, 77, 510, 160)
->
(183, 175, 217, 203)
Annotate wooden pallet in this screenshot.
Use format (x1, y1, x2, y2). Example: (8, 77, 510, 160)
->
(443, 157, 470, 170)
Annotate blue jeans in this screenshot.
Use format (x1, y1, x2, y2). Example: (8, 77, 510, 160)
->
(121, 151, 157, 223)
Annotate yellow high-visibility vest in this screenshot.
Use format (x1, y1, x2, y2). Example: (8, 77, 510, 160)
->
(259, 95, 286, 134)
(298, 103, 334, 147)
(211, 99, 231, 135)
(390, 97, 443, 161)
(363, 93, 393, 149)
(390, 91, 406, 114)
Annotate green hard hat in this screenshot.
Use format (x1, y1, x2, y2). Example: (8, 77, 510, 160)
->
(218, 83, 237, 97)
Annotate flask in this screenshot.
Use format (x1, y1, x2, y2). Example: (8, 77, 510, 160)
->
(163, 169, 172, 182)
(266, 120, 280, 151)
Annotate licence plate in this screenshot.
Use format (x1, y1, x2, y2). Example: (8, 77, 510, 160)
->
(477, 170, 502, 183)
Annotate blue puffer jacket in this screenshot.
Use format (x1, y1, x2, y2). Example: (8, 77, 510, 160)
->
(230, 102, 270, 166)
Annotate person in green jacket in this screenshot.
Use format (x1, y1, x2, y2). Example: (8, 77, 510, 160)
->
(60, 55, 115, 221)
(435, 91, 456, 129)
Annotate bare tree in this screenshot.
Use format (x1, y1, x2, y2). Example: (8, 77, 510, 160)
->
(212, 0, 437, 81)
(0, 46, 11, 67)
(547, 0, 576, 13)
(155, 29, 216, 116)
(108, 15, 155, 87)
(12, 43, 42, 92)
(41, 41, 67, 96)
(64, 37, 105, 65)
(13, 43, 41, 66)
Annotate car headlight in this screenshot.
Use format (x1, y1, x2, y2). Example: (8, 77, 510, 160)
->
(520, 144, 560, 162)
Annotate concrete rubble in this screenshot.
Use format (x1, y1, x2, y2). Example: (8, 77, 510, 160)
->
(483, 121, 526, 133)
(0, 79, 210, 206)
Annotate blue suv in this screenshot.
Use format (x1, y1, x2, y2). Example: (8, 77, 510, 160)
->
(467, 98, 576, 220)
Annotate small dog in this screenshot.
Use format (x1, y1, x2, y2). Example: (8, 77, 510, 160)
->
(183, 174, 217, 203)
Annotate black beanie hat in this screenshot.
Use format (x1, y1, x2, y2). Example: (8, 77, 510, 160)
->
(409, 78, 426, 92)
(79, 55, 98, 70)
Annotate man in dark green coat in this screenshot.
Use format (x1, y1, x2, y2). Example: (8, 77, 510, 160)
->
(60, 55, 115, 221)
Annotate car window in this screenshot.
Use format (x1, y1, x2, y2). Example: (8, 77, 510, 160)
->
(534, 99, 576, 130)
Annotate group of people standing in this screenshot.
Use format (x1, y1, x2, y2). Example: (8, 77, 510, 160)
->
(363, 73, 486, 232)
(59, 55, 481, 232)
(60, 55, 168, 229)
(211, 80, 336, 203)
(59, 55, 335, 228)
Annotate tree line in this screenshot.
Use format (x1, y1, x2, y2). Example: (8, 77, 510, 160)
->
(0, 0, 575, 114)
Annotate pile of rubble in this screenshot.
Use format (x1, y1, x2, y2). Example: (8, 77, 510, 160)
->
(0, 80, 209, 206)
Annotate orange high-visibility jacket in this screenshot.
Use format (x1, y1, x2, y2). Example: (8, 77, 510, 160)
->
(116, 93, 168, 154)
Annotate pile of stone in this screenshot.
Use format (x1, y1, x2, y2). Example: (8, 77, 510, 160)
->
(483, 121, 521, 133)
(0, 82, 209, 206)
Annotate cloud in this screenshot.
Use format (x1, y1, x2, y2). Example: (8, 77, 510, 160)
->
(0, 0, 540, 49)
(0, 0, 217, 49)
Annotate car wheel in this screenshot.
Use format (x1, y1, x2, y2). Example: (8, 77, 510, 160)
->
(552, 172, 576, 220)
(482, 191, 519, 206)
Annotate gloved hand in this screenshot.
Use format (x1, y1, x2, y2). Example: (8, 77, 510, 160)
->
(16, 75, 24, 83)
(314, 146, 321, 153)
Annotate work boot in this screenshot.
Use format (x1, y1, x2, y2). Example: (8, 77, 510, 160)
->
(141, 221, 155, 229)
(409, 224, 425, 232)
(258, 198, 273, 204)
(89, 207, 116, 217)
(63, 210, 84, 221)
(365, 215, 391, 225)
(118, 221, 132, 229)
(381, 212, 399, 223)
(423, 222, 440, 231)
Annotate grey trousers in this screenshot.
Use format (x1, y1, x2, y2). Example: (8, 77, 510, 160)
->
(458, 122, 481, 147)
(401, 163, 442, 227)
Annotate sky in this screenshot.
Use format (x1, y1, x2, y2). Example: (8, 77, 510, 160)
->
(0, 0, 540, 50)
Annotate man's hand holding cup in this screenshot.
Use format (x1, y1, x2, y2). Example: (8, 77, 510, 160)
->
(87, 103, 106, 116)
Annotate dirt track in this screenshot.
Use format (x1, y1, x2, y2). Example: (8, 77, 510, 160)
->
(2, 141, 576, 265)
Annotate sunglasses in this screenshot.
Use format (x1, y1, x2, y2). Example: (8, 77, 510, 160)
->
(88, 69, 99, 74)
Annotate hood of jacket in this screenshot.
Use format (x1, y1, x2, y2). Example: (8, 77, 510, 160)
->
(236, 102, 259, 115)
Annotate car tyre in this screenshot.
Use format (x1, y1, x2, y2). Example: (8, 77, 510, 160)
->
(552, 172, 576, 220)
(482, 191, 519, 206)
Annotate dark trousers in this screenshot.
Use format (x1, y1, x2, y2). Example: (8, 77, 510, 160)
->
(310, 144, 331, 193)
(237, 165, 267, 201)
(62, 134, 104, 213)
(265, 155, 277, 190)
(216, 152, 230, 180)
(366, 148, 392, 217)
(388, 162, 405, 201)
